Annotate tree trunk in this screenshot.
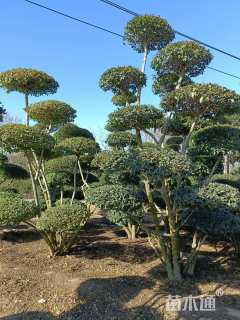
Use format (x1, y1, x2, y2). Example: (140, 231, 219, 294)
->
(71, 162, 78, 205)
(141, 46, 148, 73)
(25, 94, 29, 126)
(223, 153, 230, 174)
(181, 121, 196, 154)
(26, 155, 39, 208)
(135, 128, 142, 145)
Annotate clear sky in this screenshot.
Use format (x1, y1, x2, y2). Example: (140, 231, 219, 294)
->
(1, 0, 240, 142)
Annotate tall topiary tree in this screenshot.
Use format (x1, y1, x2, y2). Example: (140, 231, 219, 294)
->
(0, 68, 59, 125)
(124, 15, 175, 72)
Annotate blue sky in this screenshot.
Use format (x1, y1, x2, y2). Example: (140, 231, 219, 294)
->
(1, 0, 240, 141)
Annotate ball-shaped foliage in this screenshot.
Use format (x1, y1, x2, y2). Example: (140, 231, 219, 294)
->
(45, 155, 77, 174)
(0, 192, 38, 225)
(36, 203, 89, 232)
(0, 124, 55, 153)
(54, 123, 94, 142)
(165, 136, 183, 151)
(99, 66, 146, 95)
(58, 137, 98, 161)
(124, 15, 174, 53)
(152, 73, 192, 97)
(152, 41, 212, 77)
(0, 68, 59, 96)
(198, 182, 240, 212)
(25, 100, 76, 126)
(46, 172, 71, 190)
(191, 125, 240, 155)
(85, 184, 143, 226)
(161, 83, 239, 118)
(106, 105, 163, 131)
(139, 147, 193, 180)
(111, 93, 137, 106)
(106, 132, 136, 149)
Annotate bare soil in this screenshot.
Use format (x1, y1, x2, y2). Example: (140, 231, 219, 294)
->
(1, 217, 240, 320)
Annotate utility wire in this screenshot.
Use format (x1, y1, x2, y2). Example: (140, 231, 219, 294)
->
(23, 0, 123, 38)
(22, 0, 240, 81)
(99, 0, 240, 62)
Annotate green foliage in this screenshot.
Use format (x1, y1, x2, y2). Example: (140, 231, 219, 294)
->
(54, 123, 94, 142)
(36, 203, 89, 232)
(55, 198, 80, 206)
(0, 178, 32, 195)
(161, 84, 239, 118)
(198, 182, 240, 212)
(152, 73, 192, 97)
(191, 125, 240, 155)
(152, 41, 212, 77)
(111, 93, 137, 106)
(99, 66, 146, 96)
(26, 100, 76, 126)
(45, 155, 77, 174)
(106, 105, 163, 132)
(58, 137, 98, 162)
(165, 136, 183, 151)
(106, 132, 136, 149)
(85, 184, 143, 226)
(124, 15, 174, 53)
(0, 192, 38, 225)
(0, 124, 55, 153)
(46, 172, 71, 190)
(0, 68, 59, 96)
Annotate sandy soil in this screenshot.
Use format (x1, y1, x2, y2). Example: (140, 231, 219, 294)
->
(1, 218, 240, 320)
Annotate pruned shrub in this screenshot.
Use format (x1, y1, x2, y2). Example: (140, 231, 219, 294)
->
(106, 131, 136, 149)
(36, 203, 90, 255)
(85, 184, 144, 240)
(0, 192, 38, 225)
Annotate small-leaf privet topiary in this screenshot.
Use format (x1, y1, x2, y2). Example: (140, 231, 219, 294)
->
(36, 203, 90, 255)
(0, 68, 59, 124)
(99, 66, 146, 105)
(106, 132, 136, 149)
(0, 192, 38, 225)
(25, 100, 76, 129)
(54, 123, 94, 142)
(85, 184, 143, 240)
(124, 15, 175, 72)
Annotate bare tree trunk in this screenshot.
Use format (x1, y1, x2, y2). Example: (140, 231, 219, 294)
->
(71, 162, 78, 205)
(26, 155, 39, 208)
(223, 153, 230, 174)
(141, 46, 148, 73)
(181, 121, 197, 154)
(25, 94, 29, 126)
(135, 128, 142, 145)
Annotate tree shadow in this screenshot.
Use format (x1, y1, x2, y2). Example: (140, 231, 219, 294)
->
(1, 276, 162, 320)
(0, 228, 42, 243)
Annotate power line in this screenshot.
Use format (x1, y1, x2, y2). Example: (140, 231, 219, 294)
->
(22, 0, 240, 81)
(23, 0, 123, 38)
(99, 0, 240, 62)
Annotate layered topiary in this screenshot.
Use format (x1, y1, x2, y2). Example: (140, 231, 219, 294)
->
(25, 100, 76, 126)
(54, 123, 94, 142)
(0, 192, 38, 225)
(106, 132, 136, 149)
(0, 68, 59, 96)
(106, 105, 163, 132)
(85, 184, 143, 240)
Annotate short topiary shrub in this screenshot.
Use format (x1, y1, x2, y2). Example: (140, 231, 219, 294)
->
(36, 203, 90, 255)
(0, 192, 38, 225)
(85, 184, 143, 240)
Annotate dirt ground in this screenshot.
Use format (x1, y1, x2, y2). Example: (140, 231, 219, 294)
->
(1, 217, 240, 320)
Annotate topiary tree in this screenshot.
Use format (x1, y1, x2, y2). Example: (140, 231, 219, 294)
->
(57, 137, 99, 202)
(106, 105, 163, 144)
(36, 203, 91, 256)
(124, 15, 175, 72)
(85, 184, 143, 240)
(152, 41, 212, 85)
(191, 125, 240, 176)
(0, 124, 55, 207)
(106, 131, 136, 149)
(161, 84, 239, 153)
(54, 123, 95, 142)
(25, 100, 76, 131)
(0, 68, 59, 125)
(99, 66, 146, 106)
(0, 192, 38, 226)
